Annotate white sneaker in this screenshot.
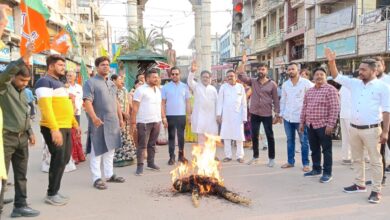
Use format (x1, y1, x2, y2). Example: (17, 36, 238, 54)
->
(267, 159, 275, 167)
(247, 158, 259, 165)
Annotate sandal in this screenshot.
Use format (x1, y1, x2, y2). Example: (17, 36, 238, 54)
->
(106, 174, 125, 183)
(93, 178, 107, 190)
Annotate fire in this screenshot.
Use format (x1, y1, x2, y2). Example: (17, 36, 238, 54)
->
(170, 134, 223, 190)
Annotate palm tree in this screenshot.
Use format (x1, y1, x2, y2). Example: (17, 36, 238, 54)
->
(119, 26, 170, 54)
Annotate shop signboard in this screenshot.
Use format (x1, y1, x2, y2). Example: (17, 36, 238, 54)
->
(0, 46, 11, 63)
(360, 8, 382, 25)
(33, 54, 47, 66)
(316, 36, 356, 59)
(316, 6, 355, 37)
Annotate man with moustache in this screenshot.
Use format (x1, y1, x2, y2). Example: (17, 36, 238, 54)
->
(280, 63, 313, 172)
(83, 57, 125, 190)
(238, 63, 280, 167)
(162, 67, 191, 165)
(187, 60, 218, 143)
(131, 69, 165, 176)
(328, 49, 390, 203)
(35, 54, 81, 205)
(300, 67, 339, 183)
(217, 70, 247, 163)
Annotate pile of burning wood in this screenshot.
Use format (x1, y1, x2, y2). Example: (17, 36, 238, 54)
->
(170, 135, 251, 207)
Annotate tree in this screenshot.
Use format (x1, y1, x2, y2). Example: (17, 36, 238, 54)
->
(119, 26, 170, 54)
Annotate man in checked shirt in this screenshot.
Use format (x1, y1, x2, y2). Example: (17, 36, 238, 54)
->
(299, 67, 340, 183)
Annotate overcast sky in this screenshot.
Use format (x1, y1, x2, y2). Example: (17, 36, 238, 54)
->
(101, 0, 232, 56)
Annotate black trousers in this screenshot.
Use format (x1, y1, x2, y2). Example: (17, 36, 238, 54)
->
(41, 127, 72, 196)
(0, 131, 29, 210)
(167, 116, 186, 158)
(136, 122, 160, 166)
(251, 114, 275, 159)
(308, 126, 333, 175)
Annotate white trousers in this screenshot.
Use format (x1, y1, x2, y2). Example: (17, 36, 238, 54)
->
(340, 118, 351, 160)
(224, 139, 244, 159)
(90, 145, 115, 183)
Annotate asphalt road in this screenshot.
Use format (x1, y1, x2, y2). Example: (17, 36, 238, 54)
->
(1, 113, 389, 220)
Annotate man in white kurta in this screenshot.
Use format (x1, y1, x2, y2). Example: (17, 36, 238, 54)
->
(217, 70, 247, 163)
(187, 61, 218, 143)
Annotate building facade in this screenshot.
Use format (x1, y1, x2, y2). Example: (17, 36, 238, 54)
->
(0, 0, 111, 84)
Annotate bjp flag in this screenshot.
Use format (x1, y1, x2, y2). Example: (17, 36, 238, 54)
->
(20, 0, 51, 56)
(51, 29, 71, 54)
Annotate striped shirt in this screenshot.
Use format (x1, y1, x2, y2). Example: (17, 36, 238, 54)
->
(35, 75, 78, 130)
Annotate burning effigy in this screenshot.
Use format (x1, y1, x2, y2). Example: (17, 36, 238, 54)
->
(170, 135, 251, 207)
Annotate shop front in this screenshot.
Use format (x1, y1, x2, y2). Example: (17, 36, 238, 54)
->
(32, 54, 47, 86)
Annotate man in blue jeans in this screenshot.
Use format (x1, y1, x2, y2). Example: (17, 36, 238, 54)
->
(280, 63, 313, 172)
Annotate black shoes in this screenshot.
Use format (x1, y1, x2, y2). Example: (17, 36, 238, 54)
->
(178, 156, 188, 164)
(368, 191, 381, 204)
(343, 184, 367, 193)
(168, 157, 175, 166)
(11, 206, 40, 218)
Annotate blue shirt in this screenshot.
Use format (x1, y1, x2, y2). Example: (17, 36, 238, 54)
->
(162, 81, 190, 116)
(24, 88, 35, 103)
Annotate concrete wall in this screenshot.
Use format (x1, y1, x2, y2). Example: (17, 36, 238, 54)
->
(358, 22, 388, 55)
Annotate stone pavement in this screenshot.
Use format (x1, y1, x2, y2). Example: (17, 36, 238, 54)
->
(1, 113, 389, 220)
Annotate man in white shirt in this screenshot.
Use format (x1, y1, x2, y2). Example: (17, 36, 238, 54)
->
(326, 48, 390, 204)
(66, 70, 83, 124)
(373, 56, 390, 177)
(131, 69, 165, 176)
(339, 85, 352, 165)
(280, 63, 313, 172)
(217, 70, 247, 163)
(187, 61, 218, 143)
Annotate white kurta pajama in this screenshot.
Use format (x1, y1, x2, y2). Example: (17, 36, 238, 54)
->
(217, 83, 247, 159)
(187, 72, 218, 139)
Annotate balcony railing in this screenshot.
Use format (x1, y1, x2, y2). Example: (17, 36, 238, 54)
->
(266, 31, 284, 48)
(360, 6, 390, 25)
(286, 22, 305, 34)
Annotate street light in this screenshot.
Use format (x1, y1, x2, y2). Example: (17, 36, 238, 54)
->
(151, 20, 171, 52)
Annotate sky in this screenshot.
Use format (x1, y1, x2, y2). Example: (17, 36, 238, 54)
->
(101, 0, 232, 56)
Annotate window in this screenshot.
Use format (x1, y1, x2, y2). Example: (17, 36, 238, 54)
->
(256, 20, 262, 39)
(279, 15, 284, 31)
(263, 25, 267, 38)
(308, 8, 315, 30)
(292, 9, 298, 24)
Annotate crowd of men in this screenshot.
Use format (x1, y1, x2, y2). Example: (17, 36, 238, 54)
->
(0, 35, 390, 219)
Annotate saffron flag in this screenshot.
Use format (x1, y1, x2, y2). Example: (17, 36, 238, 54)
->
(51, 29, 71, 54)
(20, 0, 51, 56)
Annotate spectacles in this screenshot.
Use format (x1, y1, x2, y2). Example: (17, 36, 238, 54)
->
(171, 73, 180, 76)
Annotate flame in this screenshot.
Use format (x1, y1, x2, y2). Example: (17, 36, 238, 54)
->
(170, 134, 223, 188)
